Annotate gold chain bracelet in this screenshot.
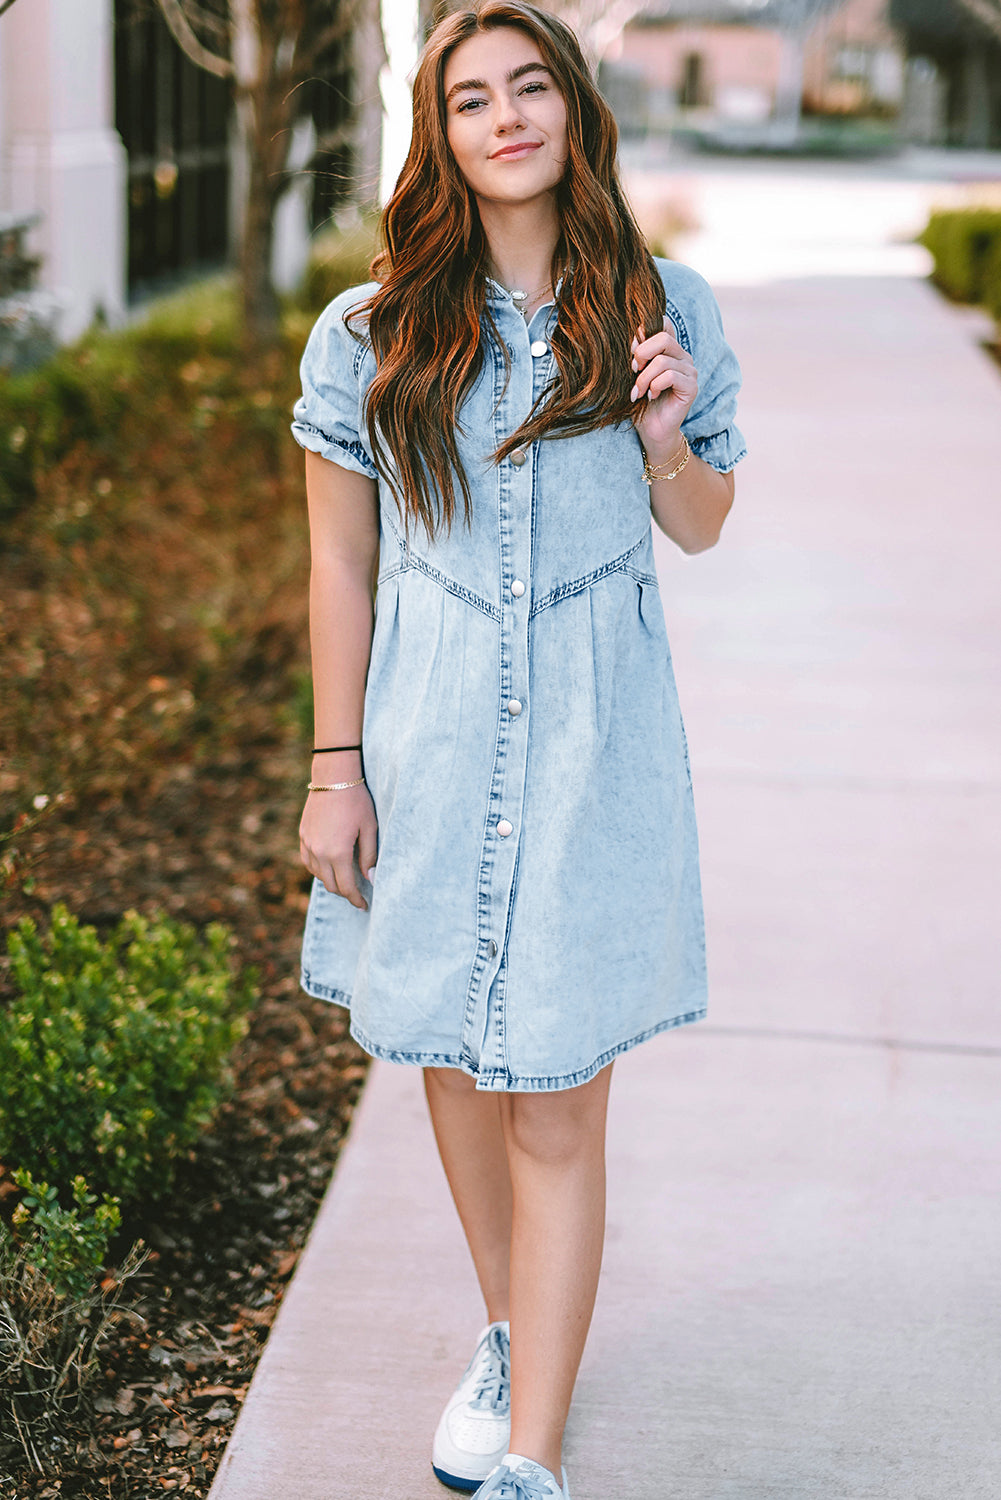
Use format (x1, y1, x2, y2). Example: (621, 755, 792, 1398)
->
(642, 435, 691, 485)
(307, 778, 366, 791)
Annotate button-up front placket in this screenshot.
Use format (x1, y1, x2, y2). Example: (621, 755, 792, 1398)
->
(460, 295, 555, 1080)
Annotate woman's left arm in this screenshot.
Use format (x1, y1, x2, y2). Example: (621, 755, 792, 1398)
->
(631, 322, 735, 555)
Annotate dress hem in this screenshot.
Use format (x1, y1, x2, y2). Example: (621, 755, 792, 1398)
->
(299, 970, 706, 1092)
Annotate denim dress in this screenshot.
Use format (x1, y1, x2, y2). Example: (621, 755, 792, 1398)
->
(291, 258, 745, 1091)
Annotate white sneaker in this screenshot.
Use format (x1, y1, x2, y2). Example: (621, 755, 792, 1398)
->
(432, 1322, 511, 1491)
(472, 1453, 571, 1499)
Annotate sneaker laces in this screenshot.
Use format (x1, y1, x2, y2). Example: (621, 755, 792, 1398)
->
(477, 1457, 562, 1500)
(468, 1324, 510, 1413)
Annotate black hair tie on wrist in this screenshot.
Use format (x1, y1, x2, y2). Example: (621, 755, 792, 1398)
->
(313, 744, 362, 754)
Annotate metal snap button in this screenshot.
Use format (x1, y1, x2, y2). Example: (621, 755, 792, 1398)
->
(487, 939, 498, 958)
(510, 448, 527, 466)
(530, 340, 548, 357)
(507, 699, 523, 716)
(496, 818, 513, 837)
(510, 579, 525, 597)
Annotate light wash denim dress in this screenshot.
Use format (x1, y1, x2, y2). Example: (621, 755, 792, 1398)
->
(291, 258, 745, 1091)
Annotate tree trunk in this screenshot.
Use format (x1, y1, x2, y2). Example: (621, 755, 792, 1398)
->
(353, 0, 388, 211)
(238, 68, 299, 343)
(240, 149, 281, 342)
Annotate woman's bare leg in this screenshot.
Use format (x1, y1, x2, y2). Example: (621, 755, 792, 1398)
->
(424, 1067, 513, 1323)
(424, 1063, 613, 1479)
(500, 1066, 612, 1479)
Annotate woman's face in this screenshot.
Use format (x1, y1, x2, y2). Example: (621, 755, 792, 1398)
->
(443, 27, 569, 210)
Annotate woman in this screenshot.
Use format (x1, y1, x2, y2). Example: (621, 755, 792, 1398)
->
(292, 5, 744, 1497)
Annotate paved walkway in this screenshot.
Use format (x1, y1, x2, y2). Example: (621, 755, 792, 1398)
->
(210, 163, 1001, 1499)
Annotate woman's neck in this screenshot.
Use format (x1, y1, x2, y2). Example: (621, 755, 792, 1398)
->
(478, 196, 560, 301)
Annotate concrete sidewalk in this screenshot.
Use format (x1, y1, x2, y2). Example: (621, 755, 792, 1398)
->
(210, 189, 1001, 1497)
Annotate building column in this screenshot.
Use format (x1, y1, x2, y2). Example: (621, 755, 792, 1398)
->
(2, 0, 126, 342)
(961, 45, 992, 150)
(380, 0, 419, 205)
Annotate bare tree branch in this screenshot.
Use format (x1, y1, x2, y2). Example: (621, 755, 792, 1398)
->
(157, 0, 233, 78)
(296, 0, 367, 72)
(183, 0, 230, 44)
(957, 0, 1001, 45)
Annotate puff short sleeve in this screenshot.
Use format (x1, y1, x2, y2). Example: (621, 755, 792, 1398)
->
(291, 284, 379, 480)
(656, 258, 746, 475)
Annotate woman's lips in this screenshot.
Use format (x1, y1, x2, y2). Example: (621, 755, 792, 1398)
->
(490, 142, 542, 160)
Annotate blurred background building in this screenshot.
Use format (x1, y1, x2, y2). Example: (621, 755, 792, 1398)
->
(2, 0, 1001, 352)
(891, 0, 1001, 149)
(611, 1, 904, 139)
(0, 0, 359, 349)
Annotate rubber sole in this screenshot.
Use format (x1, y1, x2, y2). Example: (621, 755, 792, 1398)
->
(432, 1461, 487, 1492)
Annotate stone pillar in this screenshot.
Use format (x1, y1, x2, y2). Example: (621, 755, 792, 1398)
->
(353, 0, 387, 211)
(961, 45, 992, 151)
(380, 0, 419, 205)
(272, 117, 315, 295)
(2, 0, 126, 342)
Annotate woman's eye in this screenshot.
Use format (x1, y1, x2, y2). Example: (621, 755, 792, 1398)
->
(521, 81, 546, 95)
(457, 97, 485, 113)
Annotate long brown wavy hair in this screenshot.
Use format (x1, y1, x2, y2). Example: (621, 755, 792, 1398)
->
(352, 1, 665, 538)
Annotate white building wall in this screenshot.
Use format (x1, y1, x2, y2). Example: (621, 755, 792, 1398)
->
(1, 0, 126, 341)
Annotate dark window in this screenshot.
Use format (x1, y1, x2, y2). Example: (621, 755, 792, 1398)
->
(114, 1, 232, 298)
(304, 36, 354, 232)
(680, 53, 705, 110)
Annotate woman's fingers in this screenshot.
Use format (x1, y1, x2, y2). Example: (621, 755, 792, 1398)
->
(358, 815, 378, 885)
(299, 837, 338, 897)
(630, 352, 697, 404)
(299, 787, 379, 908)
(300, 831, 367, 908)
(633, 331, 687, 370)
(331, 848, 367, 910)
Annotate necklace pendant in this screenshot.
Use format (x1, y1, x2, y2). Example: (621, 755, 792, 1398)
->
(511, 289, 527, 303)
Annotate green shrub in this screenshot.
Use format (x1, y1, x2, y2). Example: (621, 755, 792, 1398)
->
(987, 234, 1001, 323)
(1, 1181, 145, 1463)
(0, 229, 376, 525)
(919, 208, 1001, 306)
(12, 1171, 121, 1301)
(0, 904, 254, 1206)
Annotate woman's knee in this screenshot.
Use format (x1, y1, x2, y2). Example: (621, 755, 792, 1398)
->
(503, 1072, 610, 1168)
(424, 1065, 479, 1098)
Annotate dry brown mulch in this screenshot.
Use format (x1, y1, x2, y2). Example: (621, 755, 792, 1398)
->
(0, 308, 370, 1495)
(1, 765, 369, 1499)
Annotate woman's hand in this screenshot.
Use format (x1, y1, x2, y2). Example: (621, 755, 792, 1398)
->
(630, 318, 699, 456)
(299, 785, 378, 911)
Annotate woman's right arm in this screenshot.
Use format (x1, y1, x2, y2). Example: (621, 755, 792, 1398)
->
(298, 448, 380, 910)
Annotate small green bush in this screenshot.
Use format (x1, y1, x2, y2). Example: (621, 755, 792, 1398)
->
(0, 904, 254, 1206)
(1, 1180, 145, 1462)
(987, 235, 1001, 323)
(12, 1171, 121, 1301)
(919, 208, 1001, 307)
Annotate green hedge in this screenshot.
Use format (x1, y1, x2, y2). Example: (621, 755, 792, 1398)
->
(0, 223, 379, 527)
(0, 277, 242, 525)
(0, 905, 254, 1207)
(919, 208, 1001, 318)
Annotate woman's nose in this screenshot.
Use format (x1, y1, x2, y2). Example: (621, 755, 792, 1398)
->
(494, 93, 525, 133)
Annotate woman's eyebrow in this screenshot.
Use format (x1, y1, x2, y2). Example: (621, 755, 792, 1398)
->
(445, 62, 552, 103)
